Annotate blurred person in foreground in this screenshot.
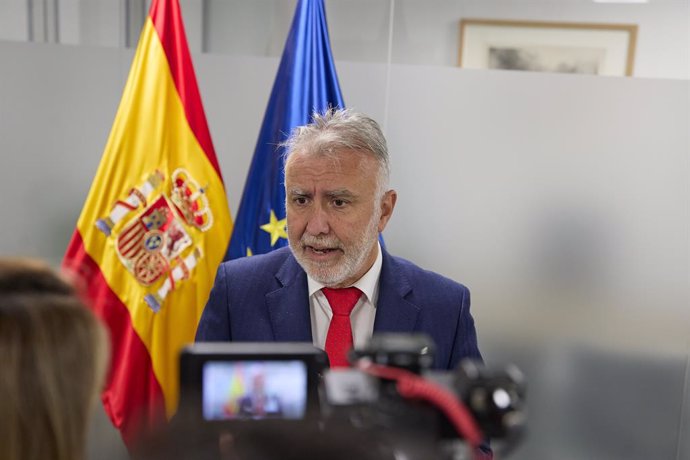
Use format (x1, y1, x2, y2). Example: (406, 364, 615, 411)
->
(196, 108, 483, 370)
(0, 258, 109, 460)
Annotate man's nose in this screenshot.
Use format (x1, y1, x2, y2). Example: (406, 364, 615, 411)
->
(305, 206, 330, 236)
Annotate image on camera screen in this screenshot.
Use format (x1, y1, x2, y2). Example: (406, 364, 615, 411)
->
(202, 360, 307, 421)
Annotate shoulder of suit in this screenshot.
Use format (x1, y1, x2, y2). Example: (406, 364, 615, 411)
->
(385, 251, 469, 293)
(218, 246, 294, 274)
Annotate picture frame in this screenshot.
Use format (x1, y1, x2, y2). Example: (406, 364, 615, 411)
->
(458, 19, 638, 76)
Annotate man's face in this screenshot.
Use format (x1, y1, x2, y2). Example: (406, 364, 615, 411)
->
(252, 374, 265, 393)
(285, 149, 396, 288)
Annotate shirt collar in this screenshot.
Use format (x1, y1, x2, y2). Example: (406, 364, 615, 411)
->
(307, 241, 383, 305)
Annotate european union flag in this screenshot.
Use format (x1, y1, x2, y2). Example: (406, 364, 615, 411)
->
(228, 0, 345, 259)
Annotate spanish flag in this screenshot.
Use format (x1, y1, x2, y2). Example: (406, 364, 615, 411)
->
(62, 0, 232, 444)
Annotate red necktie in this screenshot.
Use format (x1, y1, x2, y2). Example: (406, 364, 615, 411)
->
(322, 287, 362, 368)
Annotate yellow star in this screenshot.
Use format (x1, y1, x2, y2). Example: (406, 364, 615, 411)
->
(246, 247, 253, 257)
(260, 210, 287, 246)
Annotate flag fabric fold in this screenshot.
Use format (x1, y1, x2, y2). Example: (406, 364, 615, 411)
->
(62, 0, 232, 445)
(227, 0, 345, 259)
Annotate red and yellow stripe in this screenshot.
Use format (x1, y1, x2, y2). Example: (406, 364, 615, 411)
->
(63, 0, 231, 445)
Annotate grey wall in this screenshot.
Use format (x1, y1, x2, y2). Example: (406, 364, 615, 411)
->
(0, 16, 689, 460)
(2, 0, 688, 79)
(382, 66, 689, 459)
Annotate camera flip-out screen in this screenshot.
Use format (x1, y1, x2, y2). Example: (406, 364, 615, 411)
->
(180, 343, 328, 423)
(202, 360, 307, 420)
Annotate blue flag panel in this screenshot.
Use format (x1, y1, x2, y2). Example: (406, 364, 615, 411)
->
(228, 0, 345, 259)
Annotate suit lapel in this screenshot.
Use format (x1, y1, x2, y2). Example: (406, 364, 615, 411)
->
(264, 248, 420, 340)
(265, 253, 313, 342)
(373, 250, 421, 333)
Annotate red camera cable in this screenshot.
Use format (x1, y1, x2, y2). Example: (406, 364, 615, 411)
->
(356, 361, 493, 460)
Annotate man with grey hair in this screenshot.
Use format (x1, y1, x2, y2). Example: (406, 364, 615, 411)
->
(196, 108, 482, 370)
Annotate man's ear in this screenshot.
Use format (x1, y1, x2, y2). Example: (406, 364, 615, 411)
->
(377, 190, 397, 233)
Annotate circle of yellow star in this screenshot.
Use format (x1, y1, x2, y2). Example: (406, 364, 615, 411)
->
(260, 210, 287, 246)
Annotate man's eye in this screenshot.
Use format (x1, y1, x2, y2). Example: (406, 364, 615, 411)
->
(333, 199, 347, 207)
(294, 197, 308, 205)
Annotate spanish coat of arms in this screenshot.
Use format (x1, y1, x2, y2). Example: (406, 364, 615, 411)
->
(95, 169, 213, 312)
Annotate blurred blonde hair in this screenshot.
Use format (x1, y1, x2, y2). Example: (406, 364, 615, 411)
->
(0, 258, 109, 460)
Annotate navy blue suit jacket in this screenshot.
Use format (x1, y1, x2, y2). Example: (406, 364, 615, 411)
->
(195, 247, 482, 370)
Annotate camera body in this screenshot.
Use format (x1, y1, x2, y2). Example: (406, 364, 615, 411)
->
(323, 334, 526, 441)
(178, 334, 525, 456)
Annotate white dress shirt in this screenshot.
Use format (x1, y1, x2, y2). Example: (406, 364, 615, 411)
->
(307, 242, 382, 350)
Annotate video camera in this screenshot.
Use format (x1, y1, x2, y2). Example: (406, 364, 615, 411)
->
(178, 334, 526, 459)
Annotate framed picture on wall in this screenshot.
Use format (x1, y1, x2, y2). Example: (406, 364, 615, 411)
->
(458, 19, 638, 76)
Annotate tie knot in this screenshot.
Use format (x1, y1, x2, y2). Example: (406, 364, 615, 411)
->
(322, 287, 361, 316)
